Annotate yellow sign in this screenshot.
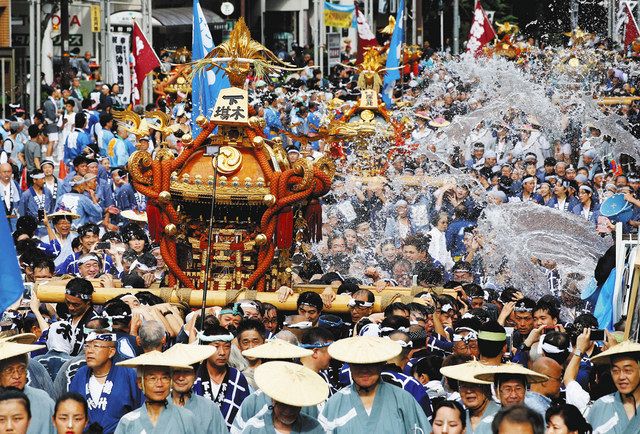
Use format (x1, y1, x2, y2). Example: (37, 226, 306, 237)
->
(210, 87, 249, 125)
(90, 5, 101, 33)
(324, 10, 353, 28)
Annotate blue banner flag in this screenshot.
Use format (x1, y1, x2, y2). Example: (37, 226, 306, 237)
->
(382, 0, 404, 106)
(0, 215, 25, 314)
(192, 0, 230, 135)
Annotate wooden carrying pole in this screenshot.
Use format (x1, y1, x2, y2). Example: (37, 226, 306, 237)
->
(35, 282, 430, 314)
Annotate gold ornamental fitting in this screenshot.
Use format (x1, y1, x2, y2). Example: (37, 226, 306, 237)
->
(158, 191, 172, 204)
(254, 233, 268, 246)
(182, 134, 193, 144)
(263, 194, 277, 207)
(216, 146, 243, 175)
(164, 224, 177, 236)
(252, 136, 264, 149)
(195, 115, 208, 127)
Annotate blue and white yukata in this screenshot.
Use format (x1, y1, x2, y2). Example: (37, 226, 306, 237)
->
(56, 191, 103, 227)
(231, 389, 323, 433)
(69, 364, 143, 434)
(179, 392, 229, 434)
(381, 365, 432, 418)
(115, 401, 197, 434)
(193, 364, 251, 430)
(241, 407, 325, 434)
(465, 400, 501, 434)
(24, 385, 55, 434)
(319, 380, 431, 433)
(588, 391, 640, 434)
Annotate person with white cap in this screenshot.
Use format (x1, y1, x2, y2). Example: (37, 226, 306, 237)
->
(241, 361, 328, 433)
(40, 158, 60, 202)
(165, 344, 228, 434)
(0, 339, 54, 434)
(587, 340, 640, 434)
(68, 331, 142, 434)
(18, 169, 55, 234)
(440, 360, 501, 434)
(113, 351, 197, 434)
(319, 336, 431, 433)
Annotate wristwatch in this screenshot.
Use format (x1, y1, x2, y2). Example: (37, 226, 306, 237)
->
(573, 349, 583, 359)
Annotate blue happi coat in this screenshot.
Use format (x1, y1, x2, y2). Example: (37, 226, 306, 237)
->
(69, 364, 143, 434)
(193, 364, 250, 430)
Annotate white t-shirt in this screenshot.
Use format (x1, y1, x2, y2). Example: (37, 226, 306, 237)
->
(89, 375, 104, 404)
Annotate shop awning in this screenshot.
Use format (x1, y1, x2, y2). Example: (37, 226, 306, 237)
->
(152, 7, 223, 27)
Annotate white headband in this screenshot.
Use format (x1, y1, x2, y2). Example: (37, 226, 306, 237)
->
(197, 331, 234, 343)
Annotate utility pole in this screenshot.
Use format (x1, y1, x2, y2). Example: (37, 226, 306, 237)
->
(453, 0, 460, 54)
(412, 0, 417, 44)
(60, 0, 70, 89)
(36, 0, 42, 107)
(29, 0, 35, 114)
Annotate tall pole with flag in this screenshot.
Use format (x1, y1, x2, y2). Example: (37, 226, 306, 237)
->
(466, 1, 496, 57)
(192, 0, 230, 136)
(623, 2, 640, 48)
(382, 0, 404, 107)
(131, 21, 161, 106)
(0, 214, 25, 315)
(354, 1, 377, 64)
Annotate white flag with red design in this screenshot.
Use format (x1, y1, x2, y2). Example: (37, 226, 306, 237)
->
(131, 21, 160, 104)
(624, 2, 640, 46)
(466, 1, 496, 57)
(354, 5, 377, 63)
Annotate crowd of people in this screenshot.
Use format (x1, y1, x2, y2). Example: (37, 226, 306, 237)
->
(2, 21, 640, 434)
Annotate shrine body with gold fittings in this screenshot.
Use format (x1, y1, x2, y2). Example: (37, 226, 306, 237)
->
(125, 19, 333, 293)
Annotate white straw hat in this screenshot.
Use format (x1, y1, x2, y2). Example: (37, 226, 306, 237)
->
(121, 210, 148, 222)
(254, 361, 329, 406)
(0, 341, 45, 362)
(473, 362, 549, 384)
(242, 339, 313, 360)
(590, 340, 640, 365)
(440, 360, 493, 385)
(163, 343, 216, 366)
(328, 336, 401, 364)
(116, 350, 192, 370)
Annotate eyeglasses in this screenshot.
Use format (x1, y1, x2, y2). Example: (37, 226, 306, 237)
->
(83, 343, 114, 351)
(1, 366, 27, 377)
(262, 317, 278, 325)
(145, 375, 171, 384)
(499, 385, 525, 396)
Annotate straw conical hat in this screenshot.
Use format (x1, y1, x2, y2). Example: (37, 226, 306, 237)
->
(255, 361, 329, 407)
(473, 362, 548, 384)
(0, 341, 45, 361)
(48, 210, 80, 220)
(440, 360, 493, 385)
(116, 350, 192, 370)
(429, 117, 450, 128)
(591, 340, 640, 365)
(121, 210, 148, 222)
(163, 343, 216, 366)
(241, 339, 313, 360)
(0, 333, 37, 345)
(328, 336, 401, 364)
